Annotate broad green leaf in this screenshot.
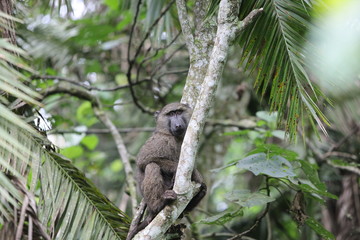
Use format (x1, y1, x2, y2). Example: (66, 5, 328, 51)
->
(60, 146, 84, 159)
(110, 160, 123, 172)
(81, 135, 99, 150)
(76, 101, 98, 127)
(104, 0, 120, 10)
(199, 208, 243, 225)
(225, 190, 275, 207)
(237, 153, 296, 178)
(305, 217, 335, 240)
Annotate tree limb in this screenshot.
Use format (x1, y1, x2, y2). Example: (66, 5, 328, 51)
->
(133, 1, 263, 239)
(176, 0, 195, 55)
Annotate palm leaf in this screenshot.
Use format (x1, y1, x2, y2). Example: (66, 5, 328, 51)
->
(0, 14, 130, 237)
(206, 0, 330, 139)
(237, 0, 330, 139)
(0, 116, 130, 239)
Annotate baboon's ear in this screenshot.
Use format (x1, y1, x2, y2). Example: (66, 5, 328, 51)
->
(154, 110, 160, 120)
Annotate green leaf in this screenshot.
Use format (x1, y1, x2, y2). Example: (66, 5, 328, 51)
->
(237, 0, 330, 140)
(116, 11, 133, 31)
(237, 153, 296, 178)
(115, 73, 128, 85)
(104, 0, 120, 10)
(199, 208, 243, 225)
(76, 101, 98, 127)
(223, 130, 251, 136)
(60, 146, 84, 159)
(297, 183, 337, 200)
(85, 60, 102, 73)
(110, 160, 123, 172)
(256, 111, 278, 124)
(225, 190, 275, 207)
(305, 217, 335, 240)
(81, 135, 99, 150)
(299, 160, 325, 191)
(248, 144, 298, 161)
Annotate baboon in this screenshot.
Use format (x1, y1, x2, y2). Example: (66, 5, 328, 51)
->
(127, 102, 207, 239)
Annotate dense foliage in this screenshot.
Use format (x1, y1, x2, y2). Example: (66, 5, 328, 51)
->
(1, 0, 359, 239)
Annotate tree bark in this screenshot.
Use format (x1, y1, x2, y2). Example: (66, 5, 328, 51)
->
(133, 1, 262, 238)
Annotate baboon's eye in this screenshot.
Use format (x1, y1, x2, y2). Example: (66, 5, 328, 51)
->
(168, 111, 176, 116)
(167, 110, 183, 116)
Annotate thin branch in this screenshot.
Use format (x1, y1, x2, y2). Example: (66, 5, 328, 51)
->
(43, 83, 138, 213)
(233, 8, 264, 39)
(176, 0, 195, 54)
(48, 127, 154, 135)
(48, 117, 255, 136)
(150, 44, 186, 76)
(131, 0, 176, 64)
(156, 69, 188, 78)
(126, 0, 176, 114)
(127, 200, 147, 239)
(33, 75, 150, 92)
(306, 125, 360, 175)
(326, 125, 359, 154)
(127, 0, 143, 63)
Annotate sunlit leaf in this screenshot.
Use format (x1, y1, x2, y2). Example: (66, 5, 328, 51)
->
(81, 135, 99, 150)
(60, 146, 84, 159)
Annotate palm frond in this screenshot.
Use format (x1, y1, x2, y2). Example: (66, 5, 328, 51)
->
(0, 117, 130, 239)
(1, 19, 129, 238)
(19, 20, 78, 68)
(237, 0, 330, 139)
(0, 38, 41, 106)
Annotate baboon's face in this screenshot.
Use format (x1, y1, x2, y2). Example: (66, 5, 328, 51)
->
(167, 108, 188, 138)
(155, 103, 192, 139)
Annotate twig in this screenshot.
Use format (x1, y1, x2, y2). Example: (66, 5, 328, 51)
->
(306, 125, 360, 175)
(156, 69, 188, 78)
(326, 125, 359, 155)
(127, 200, 147, 240)
(150, 44, 186, 76)
(131, 0, 176, 64)
(32, 75, 150, 92)
(233, 8, 264, 39)
(48, 127, 154, 135)
(126, 0, 176, 114)
(127, 0, 143, 63)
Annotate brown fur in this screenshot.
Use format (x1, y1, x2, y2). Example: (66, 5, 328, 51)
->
(127, 103, 206, 239)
